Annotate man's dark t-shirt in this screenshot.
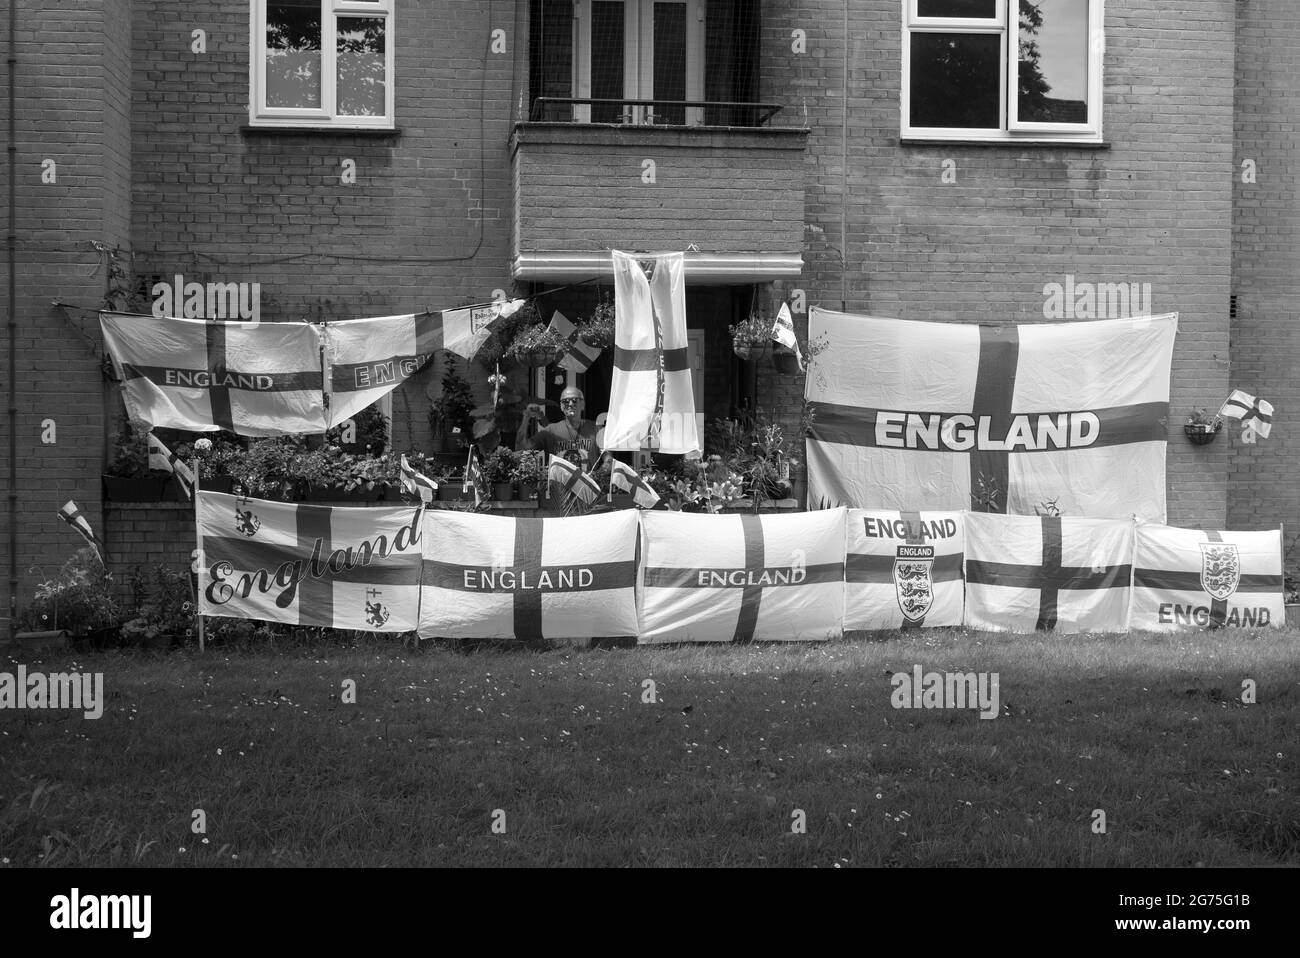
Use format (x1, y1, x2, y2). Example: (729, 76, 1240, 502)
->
(525, 419, 601, 468)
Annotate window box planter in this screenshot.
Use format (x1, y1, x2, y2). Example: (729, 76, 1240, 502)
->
(103, 475, 168, 502)
(1184, 423, 1221, 446)
(437, 481, 475, 502)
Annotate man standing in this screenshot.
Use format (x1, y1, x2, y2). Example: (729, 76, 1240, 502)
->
(516, 385, 602, 469)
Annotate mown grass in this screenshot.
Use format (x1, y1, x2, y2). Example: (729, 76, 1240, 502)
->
(0, 628, 1296, 867)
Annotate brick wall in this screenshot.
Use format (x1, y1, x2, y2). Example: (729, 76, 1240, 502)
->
(1230, 0, 1300, 566)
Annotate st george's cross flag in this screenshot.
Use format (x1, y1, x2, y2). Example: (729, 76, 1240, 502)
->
(548, 456, 600, 505)
(548, 310, 602, 374)
(197, 491, 423, 631)
(638, 509, 847, 643)
(58, 501, 108, 568)
(101, 312, 327, 436)
(1218, 389, 1273, 440)
(963, 513, 1135, 633)
(321, 303, 525, 427)
(1130, 525, 1283, 631)
(805, 309, 1178, 522)
(845, 510, 964, 631)
(604, 251, 701, 455)
(147, 433, 196, 499)
(418, 510, 640, 640)
(771, 303, 804, 371)
(609, 459, 660, 509)
(399, 454, 437, 504)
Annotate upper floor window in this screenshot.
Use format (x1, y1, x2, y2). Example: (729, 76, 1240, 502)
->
(251, 0, 395, 128)
(902, 0, 1103, 143)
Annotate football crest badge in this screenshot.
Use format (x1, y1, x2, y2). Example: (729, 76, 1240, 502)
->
(894, 544, 935, 622)
(1199, 542, 1240, 601)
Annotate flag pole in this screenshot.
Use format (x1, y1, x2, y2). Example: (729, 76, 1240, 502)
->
(192, 455, 204, 654)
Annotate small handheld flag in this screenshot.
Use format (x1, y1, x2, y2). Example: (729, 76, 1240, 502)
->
(58, 500, 108, 567)
(1219, 389, 1273, 439)
(609, 459, 661, 509)
(147, 433, 196, 499)
(771, 303, 805, 371)
(463, 449, 484, 506)
(400, 454, 438, 504)
(548, 456, 600, 505)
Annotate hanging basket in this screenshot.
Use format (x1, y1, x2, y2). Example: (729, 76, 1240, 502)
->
(771, 346, 801, 375)
(1184, 423, 1220, 446)
(521, 346, 564, 368)
(578, 326, 614, 349)
(734, 342, 768, 362)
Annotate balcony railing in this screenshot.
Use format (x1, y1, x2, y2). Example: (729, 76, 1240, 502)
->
(529, 97, 783, 128)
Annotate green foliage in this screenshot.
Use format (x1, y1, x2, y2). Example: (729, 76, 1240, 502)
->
(505, 320, 570, 361)
(121, 565, 194, 643)
(728, 313, 772, 348)
(511, 450, 543, 485)
(105, 420, 154, 479)
(480, 446, 516, 484)
(703, 409, 797, 508)
(1187, 407, 1222, 429)
(326, 403, 389, 455)
(20, 549, 120, 636)
(428, 354, 476, 443)
(577, 296, 616, 348)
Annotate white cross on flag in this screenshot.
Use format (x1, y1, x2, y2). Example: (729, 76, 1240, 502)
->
(418, 511, 640, 640)
(806, 308, 1178, 522)
(638, 509, 847, 643)
(963, 513, 1134, 633)
(1130, 525, 1283, 631)
(197, 492, 424, 631)
(605, 251, 700, 455)
(101, 312, 327, 436)
(845, 509, 965, 631)
(1218, 389, 1273, 439)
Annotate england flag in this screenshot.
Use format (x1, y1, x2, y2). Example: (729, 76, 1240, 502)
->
(845, 510, 965, 631)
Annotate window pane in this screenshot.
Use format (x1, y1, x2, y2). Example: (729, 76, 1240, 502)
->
(530, 0, 574, 120)
(652, 2, 687, 125)
(337, 16, 386, 117)
(909, 32, 1000, 128)
(266, 0, 322, 109)
(1018, 0, 1088, 123)
(917, 0, 998, 17)
(591, 1, 625, 122)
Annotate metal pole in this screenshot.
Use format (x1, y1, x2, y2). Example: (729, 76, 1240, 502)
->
(7, 0, 19, 638)
(192, 456, 204, 653)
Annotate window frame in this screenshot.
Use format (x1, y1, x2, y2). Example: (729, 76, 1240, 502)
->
(572, 0, 705, 126)
(250, 0, 396, 130)
(901, 0, 1103, 143)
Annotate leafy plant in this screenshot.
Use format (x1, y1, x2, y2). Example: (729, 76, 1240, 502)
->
(577, 296, 616, 348)
(505, 320, 570, 362)
(428, 355, 476, 443)
(1187, 407, 1222, 430)
(326, 403, 389, 455)
(121, 564, 194, 644)
(704, 409, 797, 509)
(728, 314, 772, 348)
(105, 420, 154, 479)
(480, 446, 516, 484)
(20, 549, 120, 636)
(511, 450, 543, 485)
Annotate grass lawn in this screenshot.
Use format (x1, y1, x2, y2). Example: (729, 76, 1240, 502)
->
(0, 628, 1296, 867)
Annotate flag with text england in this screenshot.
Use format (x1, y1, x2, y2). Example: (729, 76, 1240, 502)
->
(197, 492, 423, 631)
(418, 511, 640, 640)
(963, 513, 1134, 633)
(845, 510, 965, 631)
(101, 312, 326, 436)
(1130, 525, 1283, 631)
(805, 309, 1177, 521)
(638, 509, 847, 644)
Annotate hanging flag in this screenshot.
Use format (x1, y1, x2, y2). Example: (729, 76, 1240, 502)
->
(147, 433, 196, 499)
(418, 510, 641, 640)
(609, 459, 660, 509)
(548, 456, 600, 505)
(1130, 524, 1283, 631)
(100, 312, 327, 436)
(399, 454, 437, 504)
(605, 251, 700, 455)
(549, 310, 601, 374)
(639, 509, 847, 643)
(462, 448, 484, 505)
(845, 509, 964, 631)
(771, 302, 805, 371)
(57, 501, 108, 567)
(1218, 389, 1273, 439)
(322, 302, 525, 427)
(805, 309, 1178, 522)
(963, 513, 1134, 633)
(197, 492, 423, 631)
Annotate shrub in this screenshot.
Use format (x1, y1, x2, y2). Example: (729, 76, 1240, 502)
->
(20, 549, 120, 636)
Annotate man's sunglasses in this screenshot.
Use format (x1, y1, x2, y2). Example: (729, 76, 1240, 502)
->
(560, 398, 581, 407)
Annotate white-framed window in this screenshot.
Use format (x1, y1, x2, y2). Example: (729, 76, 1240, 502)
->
(573, 0, 705, 125)
(901, 0, 1103, 142)
(250, 0, 395, 129)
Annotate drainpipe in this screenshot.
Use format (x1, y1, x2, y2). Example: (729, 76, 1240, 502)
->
(7, 0, 17, 638)
(840, 0, 848, 312)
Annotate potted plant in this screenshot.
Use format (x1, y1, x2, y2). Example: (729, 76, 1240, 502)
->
(296, 445, 385, 502)
(103, 420, 168, 501)
(512, 449, 544, 501)
(222, 437, 302, 501)
(428, 355, 476, 453)
(506, 320, 570, 368)
(481, 446, 517, 500)
(729, 314, 772, 362)
(18, 548, 122, 646)
(436, 463, 473, 501)
(121, 563, 194, 650)
(1185, 408, 1222, 445)
(577, 297, 616, 349)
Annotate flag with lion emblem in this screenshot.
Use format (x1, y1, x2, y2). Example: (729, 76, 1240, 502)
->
(845, 510, 964, 630)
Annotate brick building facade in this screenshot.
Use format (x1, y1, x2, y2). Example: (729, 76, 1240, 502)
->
(1, 0, 1294, 629)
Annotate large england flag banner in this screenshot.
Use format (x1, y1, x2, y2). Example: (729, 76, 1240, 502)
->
(639, 510, 847, 643)
(806, 309, 1178, 521)
(418, 511, 640, 640)
(197, 492, 423, 631)
(964, 513, 1134, 633)
(845, 510, 965, 630)
(604, 251, 701, 455)
(101, 312, 326, 435)
(1131, 525, 1283, 631)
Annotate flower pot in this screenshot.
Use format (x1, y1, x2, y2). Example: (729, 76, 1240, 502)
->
(1184, 423, 1220, 446)
(518, 482, 538, 501)
(771, 347, 802, 375)
(103, 475, 167, 501)
(733, 343, 767, 362)
(492, 481, 515, 501)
